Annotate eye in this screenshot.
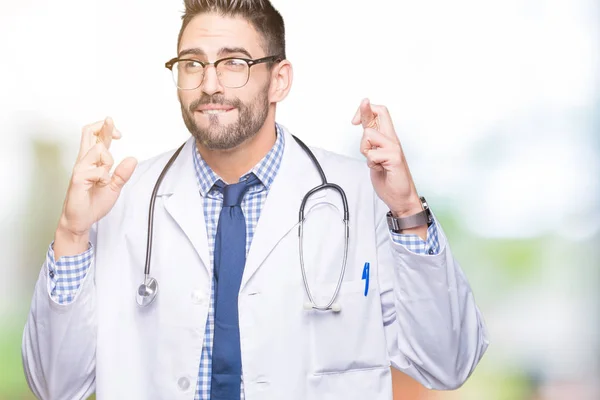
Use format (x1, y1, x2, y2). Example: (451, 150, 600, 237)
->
(181, 60, 203, 72)
(221, 59, 247, 71)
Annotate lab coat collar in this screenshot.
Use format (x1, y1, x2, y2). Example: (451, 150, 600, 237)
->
(152, 126, 327, 286)
(241, 125, 328, 291)
(155, 137, 212, 276)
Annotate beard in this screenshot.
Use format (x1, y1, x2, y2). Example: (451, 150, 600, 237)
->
(180, 85, 270, 151)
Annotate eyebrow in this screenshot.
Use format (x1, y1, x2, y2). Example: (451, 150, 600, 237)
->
(178, 47, 253, 59)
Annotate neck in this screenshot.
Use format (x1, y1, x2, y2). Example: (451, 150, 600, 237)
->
(197, 117, 277, 184)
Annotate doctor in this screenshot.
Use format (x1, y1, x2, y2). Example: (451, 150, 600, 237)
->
(22, 0, 488, 399)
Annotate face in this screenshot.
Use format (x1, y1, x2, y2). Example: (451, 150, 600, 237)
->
(177, 13, 273, 150)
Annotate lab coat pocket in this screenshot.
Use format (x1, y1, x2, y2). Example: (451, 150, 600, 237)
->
(306, 366, 392, 400)
(308, 280, 388, 375)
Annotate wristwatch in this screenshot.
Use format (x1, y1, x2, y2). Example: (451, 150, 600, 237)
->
(386, 196, 433, 232)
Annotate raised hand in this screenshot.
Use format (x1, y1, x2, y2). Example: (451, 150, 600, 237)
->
(54, 117, 137, 259)
(351, 98, 423, 219)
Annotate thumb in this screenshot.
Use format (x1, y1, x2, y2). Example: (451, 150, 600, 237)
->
(110, 157, 138, 192)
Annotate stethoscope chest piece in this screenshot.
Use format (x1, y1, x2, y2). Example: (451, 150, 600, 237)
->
(136, 276, 159, 307)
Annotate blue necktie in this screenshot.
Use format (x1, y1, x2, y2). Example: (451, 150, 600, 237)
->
(210, 174, 259, 400)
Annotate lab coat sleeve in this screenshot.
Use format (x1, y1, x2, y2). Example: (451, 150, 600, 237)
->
(22, 225, 98, 400)
(375, 195, 489, 390)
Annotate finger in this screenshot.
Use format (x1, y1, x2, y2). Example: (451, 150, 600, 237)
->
(368, 104, 397, 140)
(359, 128, 394, 156)
(364, 148, 396, 172)
(79, 143, 114, 171)
(77, 120, 105, 161)
(352, 98, 379, 130)
(351, 98, 371, 126)
(95, 117, 119, 149)
(77, 117, 122, 161)
(360, 99, 377, 129)
(352, 98, 377, 129)
(72, 166, 111, 187)
(109, 157, 138, 192)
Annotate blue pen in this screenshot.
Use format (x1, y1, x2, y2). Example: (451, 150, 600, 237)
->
(362, 262, 370, 296)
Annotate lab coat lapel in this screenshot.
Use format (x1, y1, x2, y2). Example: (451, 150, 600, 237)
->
(157, 137, 211, 276)
(241, 127, 327, 290)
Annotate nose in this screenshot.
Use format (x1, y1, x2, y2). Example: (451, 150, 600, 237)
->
(200, 65, 224, 96)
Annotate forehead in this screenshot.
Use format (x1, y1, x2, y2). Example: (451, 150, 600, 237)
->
(179, 13, 264, 58)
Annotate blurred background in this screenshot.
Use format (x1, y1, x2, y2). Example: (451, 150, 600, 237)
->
(1, 0, 598, 398)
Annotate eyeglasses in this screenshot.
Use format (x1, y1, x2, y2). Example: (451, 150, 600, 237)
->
(165, 55, 283, 90)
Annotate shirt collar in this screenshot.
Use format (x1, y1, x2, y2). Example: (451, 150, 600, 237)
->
(192, 123, 286, 197)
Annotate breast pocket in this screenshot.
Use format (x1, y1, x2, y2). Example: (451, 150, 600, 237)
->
(307, 279, 389, 375)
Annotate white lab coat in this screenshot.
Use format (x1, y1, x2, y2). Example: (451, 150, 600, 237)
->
(22, 126, 489, 400)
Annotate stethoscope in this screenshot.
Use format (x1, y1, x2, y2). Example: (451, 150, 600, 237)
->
(136, 135, 350, 313)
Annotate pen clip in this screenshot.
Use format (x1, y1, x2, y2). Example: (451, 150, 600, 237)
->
(362, 262, 370, 296)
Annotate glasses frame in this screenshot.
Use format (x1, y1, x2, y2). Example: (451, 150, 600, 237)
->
(165, 55, 283, 90)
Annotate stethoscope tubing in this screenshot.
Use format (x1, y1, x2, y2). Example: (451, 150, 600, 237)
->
(137, 134, 350, 311)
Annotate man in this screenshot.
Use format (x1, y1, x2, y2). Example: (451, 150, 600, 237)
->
(22, 0, 489, 399)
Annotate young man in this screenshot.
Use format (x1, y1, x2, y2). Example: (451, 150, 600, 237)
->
(22, 1, 489, 399)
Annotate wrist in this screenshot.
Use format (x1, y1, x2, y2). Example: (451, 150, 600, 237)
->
(54, 224, 89, 260)
(390, 196, 423, 218)
(386, 196, 432, 237)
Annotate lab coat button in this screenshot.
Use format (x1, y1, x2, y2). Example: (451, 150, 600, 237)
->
(177, 377, 190, 391)
(191, 290, 204, 304)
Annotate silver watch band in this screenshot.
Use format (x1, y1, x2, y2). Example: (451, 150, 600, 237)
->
(386, 197, 433, 232)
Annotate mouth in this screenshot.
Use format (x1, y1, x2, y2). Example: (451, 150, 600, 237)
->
(195, 105, 236, 115)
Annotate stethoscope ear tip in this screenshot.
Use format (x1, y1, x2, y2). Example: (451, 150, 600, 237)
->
(330, 303, 342, 313)
(303, 302, 314, 311)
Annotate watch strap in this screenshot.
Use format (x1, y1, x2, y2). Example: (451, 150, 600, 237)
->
(386, 197, 433, 232)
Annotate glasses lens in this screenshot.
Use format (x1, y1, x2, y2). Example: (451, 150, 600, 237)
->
(171, 60, 204, 90)
(216, 59, 249, 88)
(170, 58, 250, 89)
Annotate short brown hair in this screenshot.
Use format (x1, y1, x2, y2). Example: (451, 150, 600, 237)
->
(177, 0, 286, 59)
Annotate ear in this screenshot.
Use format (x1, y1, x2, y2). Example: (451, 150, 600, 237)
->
(269, 60, 293, 103)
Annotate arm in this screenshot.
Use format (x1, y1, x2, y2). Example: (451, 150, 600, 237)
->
(351, 98, 488, 388)
(21, 117, 137, 400)
(22, 230, 98, 400)
(375, 195, 489, 389)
